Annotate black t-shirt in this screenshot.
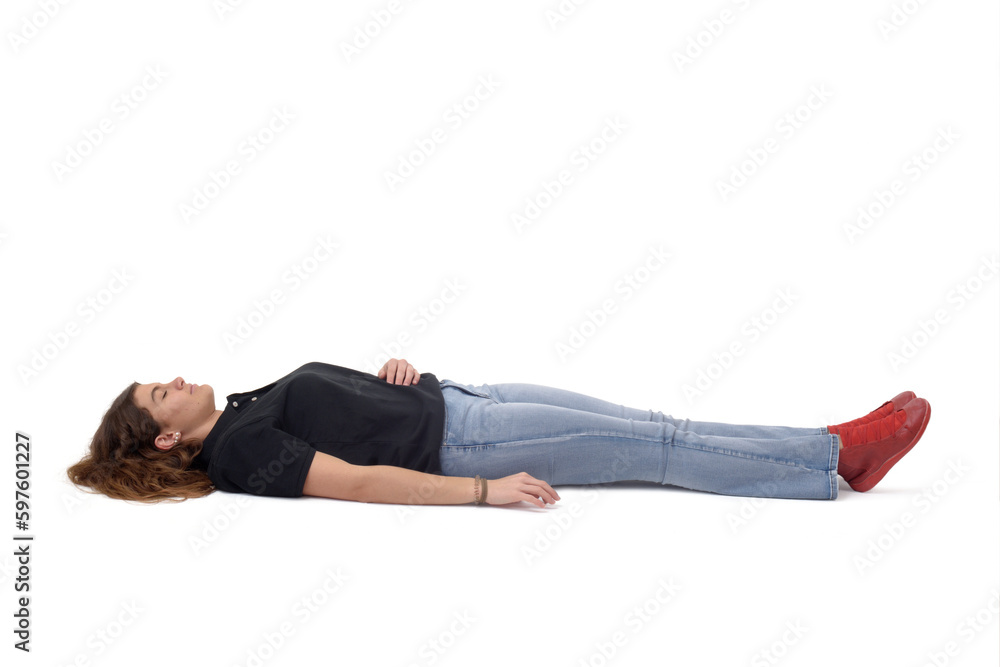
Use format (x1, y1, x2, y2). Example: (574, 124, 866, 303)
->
(193, 362, 446, 497)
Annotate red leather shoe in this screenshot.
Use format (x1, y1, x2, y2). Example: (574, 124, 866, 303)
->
(831, 391, 916, 430)
(837, 398, 931, 492)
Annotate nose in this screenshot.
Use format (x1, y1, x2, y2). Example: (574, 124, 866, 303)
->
(174, 376, 184, 390)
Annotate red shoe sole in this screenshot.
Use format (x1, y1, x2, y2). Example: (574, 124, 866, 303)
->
(848, 400, 931, 492)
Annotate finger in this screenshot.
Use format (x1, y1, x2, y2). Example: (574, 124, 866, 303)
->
(526, 483, 558, 504)
(519, 484, 554, 506)
(385, 359, 399, 384)
(404, 365, 417, 386)
(392, 359, 407, 384)
(521, 493, 544, 509)
(524, 478, 560, 503)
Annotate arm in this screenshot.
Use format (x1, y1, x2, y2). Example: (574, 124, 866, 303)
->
(301, 451, 560, 507)
(358, 465, 477, 505)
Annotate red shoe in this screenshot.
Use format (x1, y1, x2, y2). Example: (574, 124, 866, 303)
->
(837, 398, 931, 492)
(831, 391, 916, 430)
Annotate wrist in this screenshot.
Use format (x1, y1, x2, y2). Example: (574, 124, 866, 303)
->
(472, 475, 488, 505)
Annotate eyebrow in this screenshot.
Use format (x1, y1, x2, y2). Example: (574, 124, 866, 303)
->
(151, 385, 157, 404)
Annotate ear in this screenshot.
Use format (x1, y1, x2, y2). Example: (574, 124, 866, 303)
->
(153, 432, 177, 451)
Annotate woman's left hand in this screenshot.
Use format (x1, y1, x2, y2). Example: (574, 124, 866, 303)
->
(378, 358, 420, 386)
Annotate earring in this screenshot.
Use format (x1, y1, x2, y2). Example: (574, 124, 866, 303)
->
(173, 432, 181, 443)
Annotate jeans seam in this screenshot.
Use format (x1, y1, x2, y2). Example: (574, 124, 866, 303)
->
(828, 433, 840, 499)
(670, 441, 825, 470)
(457, 433, 821, 471)
(475, 431, 664, 447)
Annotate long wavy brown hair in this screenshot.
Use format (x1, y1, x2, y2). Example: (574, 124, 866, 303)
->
(67, 382, 216, 503)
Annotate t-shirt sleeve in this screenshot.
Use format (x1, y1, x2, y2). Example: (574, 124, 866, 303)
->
(212, 418, 318, 498)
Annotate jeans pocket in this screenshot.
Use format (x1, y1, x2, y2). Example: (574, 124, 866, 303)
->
(440, 379, 496, 402)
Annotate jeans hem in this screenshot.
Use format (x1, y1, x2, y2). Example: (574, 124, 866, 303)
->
(828, 433, 841, 500)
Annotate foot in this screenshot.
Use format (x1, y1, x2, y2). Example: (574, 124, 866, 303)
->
(829, 391, 916, 431)
(835, 398, 931, 492)
(829, 407, 906, 448)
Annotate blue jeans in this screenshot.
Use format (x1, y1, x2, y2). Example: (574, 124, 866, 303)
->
(437, 379, 841, 500)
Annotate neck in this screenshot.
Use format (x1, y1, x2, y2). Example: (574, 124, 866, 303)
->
(186, 409, 224, 443)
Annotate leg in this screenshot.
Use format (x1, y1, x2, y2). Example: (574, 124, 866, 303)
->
(438, 384, 840, 500)
(439, 378, 827, 440)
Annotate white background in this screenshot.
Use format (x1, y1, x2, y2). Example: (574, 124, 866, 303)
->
(2, 0, 998, 665)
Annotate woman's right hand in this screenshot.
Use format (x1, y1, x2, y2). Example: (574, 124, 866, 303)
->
(484, 472, 560, 508)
